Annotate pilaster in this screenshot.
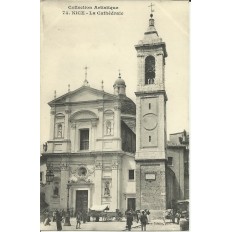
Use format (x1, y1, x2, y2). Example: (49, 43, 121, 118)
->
(50, 107, 55, 140)
(114, 102, 121, 150)
(94, 159, 102, 204)
(60, 163, 70, 209)
(64, 108, 71, 139)
(111, 158, 121, 210)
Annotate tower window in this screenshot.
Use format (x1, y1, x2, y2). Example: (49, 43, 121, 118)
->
(149, 136, 151, 142)
(129, 170, 135, 180)
(149, 103, 151, 109)
(80, 129, 89, 150)
(145, 56, 155, 85)
(167, 157, 173, 166)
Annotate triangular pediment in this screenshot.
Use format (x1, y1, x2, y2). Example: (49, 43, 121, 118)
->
(48, 86, 116, 105)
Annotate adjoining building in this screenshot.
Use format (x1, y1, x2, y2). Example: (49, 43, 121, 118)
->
(41, 11, 189, 219)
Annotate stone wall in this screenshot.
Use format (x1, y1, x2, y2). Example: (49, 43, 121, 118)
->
(136, 160, 166, 218)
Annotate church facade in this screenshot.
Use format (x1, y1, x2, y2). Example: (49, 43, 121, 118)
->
(41, 11, 189, 218)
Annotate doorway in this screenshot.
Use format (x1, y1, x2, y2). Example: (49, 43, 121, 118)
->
(127, 198, 136, 211)
(76, 190, 88, 213)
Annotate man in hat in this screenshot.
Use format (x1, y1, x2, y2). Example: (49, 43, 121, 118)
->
(140, 211, 148, 231)
(126, 211, 133, 231)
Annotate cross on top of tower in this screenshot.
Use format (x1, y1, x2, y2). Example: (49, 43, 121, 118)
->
(148, 2, 154, 17)
(118, 69, 121, 78)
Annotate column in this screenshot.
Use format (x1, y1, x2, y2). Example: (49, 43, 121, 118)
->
(97, 107, 104, 137)
(60, 163, 69, 209)
(114, 102, 121, 150)
(137, 54, 144, 88)
(64, 108, 71, 139)
(111, 157, 121, 210)
(70, 123, 76, 152)
(50, 107, 55, 140)
(93, 159, 102, 205)
(97, 107, 104, 150)
(91, 120, 97, 151)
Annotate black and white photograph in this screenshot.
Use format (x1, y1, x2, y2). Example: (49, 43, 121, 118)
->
(40, 0, 189, 231)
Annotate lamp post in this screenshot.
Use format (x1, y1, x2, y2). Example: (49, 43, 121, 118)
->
(63, 181, 71, 226)
(46, 169, 54, 184)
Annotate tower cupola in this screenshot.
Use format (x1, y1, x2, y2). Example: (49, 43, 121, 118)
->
(113, 72, 126, 95)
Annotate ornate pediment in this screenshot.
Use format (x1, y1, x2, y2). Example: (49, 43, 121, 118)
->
(48, 86, 116, 106)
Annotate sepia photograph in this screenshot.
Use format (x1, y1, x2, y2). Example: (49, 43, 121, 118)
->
(40, 0, 189, 231)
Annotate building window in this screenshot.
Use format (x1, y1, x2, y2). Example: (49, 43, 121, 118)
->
(149, 103, 151, 109)
(167, 157, 173, 166)
(40, 172, 43, 182)
(149, 136, 151, 142)
(145, 55, 155, 85)
(129, 170, 135, 180)
(80, 129, 89, 150)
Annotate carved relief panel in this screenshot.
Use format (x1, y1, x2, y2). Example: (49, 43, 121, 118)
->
(70, 165, 95, 183)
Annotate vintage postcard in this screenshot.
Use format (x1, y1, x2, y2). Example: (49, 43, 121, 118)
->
(40, 0, 189, 231)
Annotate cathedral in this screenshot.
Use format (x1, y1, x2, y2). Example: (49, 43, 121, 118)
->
(41, 11, 189, 219)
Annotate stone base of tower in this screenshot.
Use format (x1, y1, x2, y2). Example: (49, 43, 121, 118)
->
(135, 160, 167, 219)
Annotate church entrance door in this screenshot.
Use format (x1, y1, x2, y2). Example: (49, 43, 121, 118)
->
(76, 190, 88, 213)
(127, 198, 136, 211)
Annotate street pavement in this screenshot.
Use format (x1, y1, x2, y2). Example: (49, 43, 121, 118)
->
(40, 217, 181, 231)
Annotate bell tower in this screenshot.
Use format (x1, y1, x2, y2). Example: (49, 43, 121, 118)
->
(135, 5, 168, 216)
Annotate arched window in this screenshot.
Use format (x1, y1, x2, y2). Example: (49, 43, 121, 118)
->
(145, 56, 155, 85)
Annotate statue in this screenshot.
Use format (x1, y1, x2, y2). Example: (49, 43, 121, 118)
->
(43, 142, 47, 152)
(104, 181, 110, 196)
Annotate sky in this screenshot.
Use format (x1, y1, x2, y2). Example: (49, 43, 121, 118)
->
(41, 0, 189, 143)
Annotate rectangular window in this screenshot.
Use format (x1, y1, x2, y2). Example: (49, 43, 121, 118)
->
(167, 157, 173, 166)
(149, 103, 151, 109)
(129, 170, 135, 180)
(40, 172, 43, 182)
(80, 129, 89, 150)
(149, 136, 151, 142)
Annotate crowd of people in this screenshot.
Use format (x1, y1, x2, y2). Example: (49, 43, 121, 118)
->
(43, 209, 89, 231)
(125, 209, 150, 231)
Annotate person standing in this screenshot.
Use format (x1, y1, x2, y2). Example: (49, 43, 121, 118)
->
(126, 211, 133, 231)
(53, 210, 56, 222)
(76, 211, 81, 229)
(140, 211, 148, 231)
(56, 210, 63, 231)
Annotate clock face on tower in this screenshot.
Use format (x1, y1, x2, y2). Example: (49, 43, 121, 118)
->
(142, 113, 158, 131)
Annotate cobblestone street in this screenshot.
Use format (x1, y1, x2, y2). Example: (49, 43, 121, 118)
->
(41, 218, 181, 231)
